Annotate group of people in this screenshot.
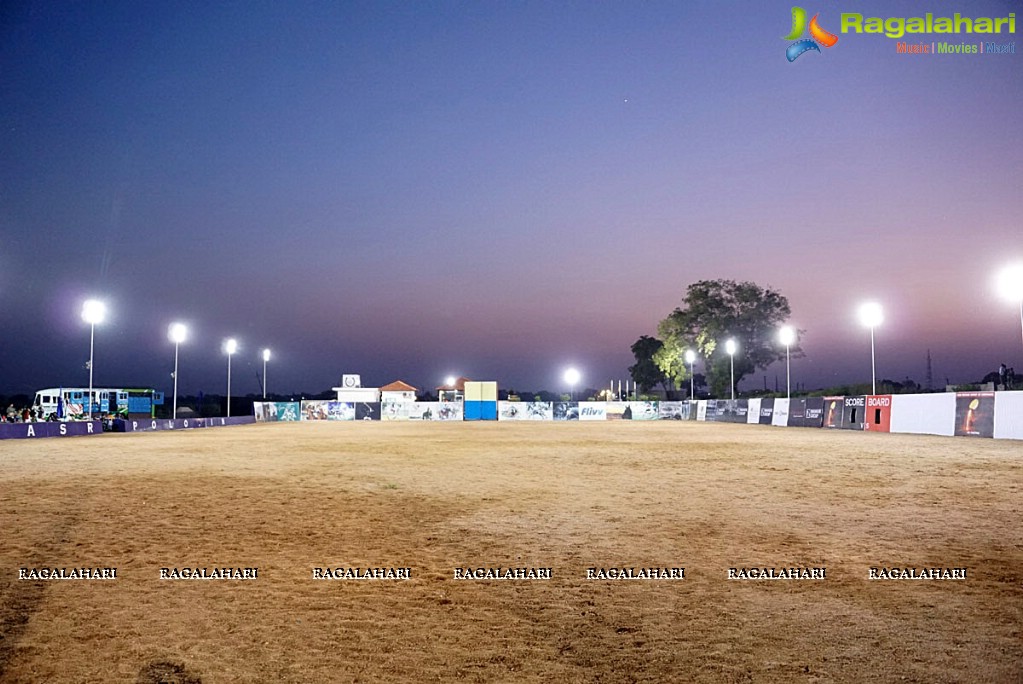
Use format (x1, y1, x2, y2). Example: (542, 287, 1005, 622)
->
(998, 364, 1017, 390)
(3, 404, 44, 423)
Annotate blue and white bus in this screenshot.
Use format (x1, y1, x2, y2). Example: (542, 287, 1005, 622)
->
(33, 388, 163, 420)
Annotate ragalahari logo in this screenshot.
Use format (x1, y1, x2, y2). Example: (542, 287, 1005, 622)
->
(784, 6, 839, 61)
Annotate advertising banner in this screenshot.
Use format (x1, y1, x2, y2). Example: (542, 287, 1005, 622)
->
(552, 402, 580, 420)
(254, 402, 300, 422)
(604, 402, 628, 420)
(864, 395, 892, 433)
(658, 402, 689, 420)
(625, 401, 659, 421)
(355, 402, 380, 421)
(771, 398, 789, 426)
(301, 401, 355, 421)
(499, 402, 552, 420)
(822, 397, 844, 429)
(954, 392, 995, 437)
(746, 398, 761, 424)
(758, 397, 775, 425)
(577, 402, 607, 421)
(696, 401, 707, 421)
(786, 398, 824, 428)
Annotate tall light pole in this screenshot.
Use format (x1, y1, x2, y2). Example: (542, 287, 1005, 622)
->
(262, 348, 271, 399)
(725, 338, 737, 401)
(81, 299, 106, 420)
(169, 323, 188, 419)
(996, 263, 1023, 357)
(224, 338, 238, 417)
(564, 368, 581, 401)
(779, 326, 796, 399)
(684, 349, 696, 399)
(858, 302, 884, 395)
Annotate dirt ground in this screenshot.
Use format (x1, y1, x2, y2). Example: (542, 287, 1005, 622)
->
(0, 421, 1020, 683)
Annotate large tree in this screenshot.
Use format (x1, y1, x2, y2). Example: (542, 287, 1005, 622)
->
(653, 279, 799, 398)
(628, 336, 670, 394)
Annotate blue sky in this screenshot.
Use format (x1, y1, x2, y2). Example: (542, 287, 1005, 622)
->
(1, 0, 1021, 396)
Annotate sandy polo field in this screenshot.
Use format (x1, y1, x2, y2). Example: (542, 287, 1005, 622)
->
(0, 421, 1020, 683)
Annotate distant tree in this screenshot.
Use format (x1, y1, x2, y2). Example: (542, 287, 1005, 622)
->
(628, 336, 670, 394)
(654, 279, 799, 398)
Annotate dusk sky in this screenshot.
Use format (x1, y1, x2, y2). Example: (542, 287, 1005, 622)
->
(2, 0, 1021, 398)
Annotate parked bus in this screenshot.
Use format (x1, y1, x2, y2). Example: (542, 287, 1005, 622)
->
(32, 388, 163, 421)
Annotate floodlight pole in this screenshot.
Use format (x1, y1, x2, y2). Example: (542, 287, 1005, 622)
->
(785, 344, 791, 400)
(729, 353, 735, 402)
(689, 360, 695, 399)
(263, 356, 267, 399)
(227, 353, 233, 417)
(87, 322, 95, 421)
(173, 341, 180, 420)
(869, 326, 877, 395)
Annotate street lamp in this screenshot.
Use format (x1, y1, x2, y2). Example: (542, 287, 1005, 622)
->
(168, 323, 188, 419)
(684, 349, 696, 399)
(224, 338, 238, 417)
(81, 299, 106, 420)
(858, 302, 884, 395)
(995, 263, 1023, 355)
(724, 338, 737, 401)
(779, 325, 796, 399)
(262, 348, 271, 399)
(564, 367, 581, 401)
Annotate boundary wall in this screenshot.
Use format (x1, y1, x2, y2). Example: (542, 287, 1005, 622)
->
(252, 391, 1023, 441)
(0, 416, 254, 440)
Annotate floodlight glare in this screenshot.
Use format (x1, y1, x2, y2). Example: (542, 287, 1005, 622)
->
(81, 299, 106, 325)
(684, 349, 696, 364)
(995, 263, 1023, 303)
(168, 322, 188, 344)
(564, 368, 581, 386)
(996, 263, 1023, 356)
(779, 325, 796, 347)
(263, 348, 271, 363)
(224, 338, 238, 355)
(858, 302, 884, 329)
(445, 375, 457, 387)
(725, 338, 737, 356)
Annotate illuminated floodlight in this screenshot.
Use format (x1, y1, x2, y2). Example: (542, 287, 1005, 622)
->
(684, 349, 696, 399)
(169, 322, 188, 419)
(858, 302, 884, 329)
(81, 299, 107, 420)
(779, 326, 796, 399)
(858, 302, 883, 394)
(81, 299, 107, 325)
(224, 338, 238, 355)
(445, 375, 457, 387)
(724, 338, 737, 401)
(168, 322, 188, 344)
(564, 367, 581, 400)
(995, 263, 1023, 357)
